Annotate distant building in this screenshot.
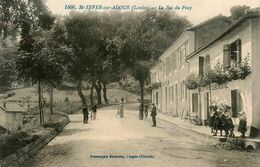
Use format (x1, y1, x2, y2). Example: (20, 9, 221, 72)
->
(151, 15, 232, 116)
(0, 102, 26, 130)
(186, 8, 260, 137)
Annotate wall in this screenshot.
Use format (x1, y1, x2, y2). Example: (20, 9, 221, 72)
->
(4, 112, 23, 130)
(188, 18, 254, 130)
(251, 17, 260, 136)
(0, 109, 5, 126)
(0, 116, 70, 167)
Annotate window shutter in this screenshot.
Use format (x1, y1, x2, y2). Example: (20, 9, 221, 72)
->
(199, 57, 204, 76)
(236, 39, 242, 63)
(223, 44, 231, 70)
(205, 54, 210, 72)
(231, 90, 240, 118)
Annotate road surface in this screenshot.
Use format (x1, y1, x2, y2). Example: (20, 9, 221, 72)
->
(24, 104, 260, 167)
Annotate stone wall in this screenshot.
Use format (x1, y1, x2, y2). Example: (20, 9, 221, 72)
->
(0, 117, 70, 167)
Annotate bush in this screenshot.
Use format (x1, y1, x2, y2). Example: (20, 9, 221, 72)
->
(185, 73, 200, 89)
(228, 57, 251, 80)
(53, 101, 81, 114)
(0, 131, 39, 159)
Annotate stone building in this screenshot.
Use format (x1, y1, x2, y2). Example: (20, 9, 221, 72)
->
(0, 102, 26, 131)
(150, 15, 232, 116)
(186, 8, 260, 137)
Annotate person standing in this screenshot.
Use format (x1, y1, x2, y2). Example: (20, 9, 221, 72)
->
(82, 106, 89, 124)
(92, 104, 97, 120)
(139, 103, 144, 120)
(118, 98, 124, 118)
(238, 112, 247, 138)
(144, 105, 148, 119)
(151, 103, 157, 127)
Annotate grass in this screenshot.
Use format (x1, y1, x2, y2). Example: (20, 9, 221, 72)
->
(0, 87, 151, 109)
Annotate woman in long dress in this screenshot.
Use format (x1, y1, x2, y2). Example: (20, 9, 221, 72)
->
(117, 98, 124, 118)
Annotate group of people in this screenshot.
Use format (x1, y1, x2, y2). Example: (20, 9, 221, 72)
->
(115, 98, 157, 127)
(82, 104, 97, 124)
(208, 103, 247, 138)
(82, 98, 158, 127)
(138, 103, 157, 127)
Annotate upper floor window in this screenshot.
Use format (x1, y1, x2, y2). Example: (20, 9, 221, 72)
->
(199, 57, 204, 76)
(223, 39, 242, 70)
(199, 54, 211, 76)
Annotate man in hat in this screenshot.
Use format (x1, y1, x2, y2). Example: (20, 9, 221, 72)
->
(151, 103, 157, 127)
(82, 106, 89, 124)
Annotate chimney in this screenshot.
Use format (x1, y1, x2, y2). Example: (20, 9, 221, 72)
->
(3, 102, 6, 108)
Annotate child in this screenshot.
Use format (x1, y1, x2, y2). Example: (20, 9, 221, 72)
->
(238, 112, 247, 138)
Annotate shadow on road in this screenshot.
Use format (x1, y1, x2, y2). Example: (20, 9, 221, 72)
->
(59, 128, 90, 136)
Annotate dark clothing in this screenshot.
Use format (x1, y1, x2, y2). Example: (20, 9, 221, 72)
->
(152, 116, 156, 127)
(238, 118, 247, 138)
(83, 107, 89, 123)
(151, 106, 157, 126)
(238, 119, 247, 132)
(151, 106, 157, 117)
(92, 105, 97, 120)
(144, 106, 148, 119)
(139, 104, 144, 120)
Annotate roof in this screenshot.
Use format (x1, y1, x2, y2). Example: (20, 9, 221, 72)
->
(186, 14, 231, 31)
(186, 8, 260, 60)
(150, 14, 232, 70)
(0, 103, 26, 113)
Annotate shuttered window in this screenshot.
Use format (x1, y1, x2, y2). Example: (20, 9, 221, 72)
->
(223, 44, 231, 70)
(199, 57, 204, 76)
(205, 54, 210, 72)
(231, 89, 242, 118)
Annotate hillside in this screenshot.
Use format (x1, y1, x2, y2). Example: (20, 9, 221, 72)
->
(0, 87, 151, 107)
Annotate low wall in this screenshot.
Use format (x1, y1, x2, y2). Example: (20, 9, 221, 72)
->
(0, 117, 70, 167)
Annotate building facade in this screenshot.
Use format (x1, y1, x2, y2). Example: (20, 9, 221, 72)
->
(151, 15, 232, 117)
(186, 8, 260, 137)
(0, 103, 26, 130)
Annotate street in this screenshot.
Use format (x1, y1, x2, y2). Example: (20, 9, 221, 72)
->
(24, 104, 260, 167)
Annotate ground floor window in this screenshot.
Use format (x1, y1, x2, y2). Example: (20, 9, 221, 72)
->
(231, 89, 243, 118)
(192, 93, 199, 113)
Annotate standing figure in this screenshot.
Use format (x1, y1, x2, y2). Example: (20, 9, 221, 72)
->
(117, 98, 124, 118)
(92, 105, 97, 120)
(139, 103, 144, 120)
(144, 105, 148, 119)
(238, 112, 247, 138)
(151, 103, 157, 127)
(82, 106, 89, 124)
(208, 105, 217, 133)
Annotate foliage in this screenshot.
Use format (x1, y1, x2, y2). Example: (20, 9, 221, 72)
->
(53, 101, 82, 114)
(0, 131, 39, 159)
(184, 73, 200, 90)
(228, 57, 251, 80)
(230, 5, 250, 21)
(186, 58, 251, 90)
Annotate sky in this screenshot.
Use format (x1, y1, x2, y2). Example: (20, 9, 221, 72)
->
(46, 0, 260, 25)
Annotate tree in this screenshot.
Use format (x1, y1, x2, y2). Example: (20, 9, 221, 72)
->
(15, 48, 64, 123)
(230, 5, 250, 21)
(64, 12, 101, 107)
(116, 11, 191, 104)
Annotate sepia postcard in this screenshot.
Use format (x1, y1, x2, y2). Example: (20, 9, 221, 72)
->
(0, 0, 260, 167)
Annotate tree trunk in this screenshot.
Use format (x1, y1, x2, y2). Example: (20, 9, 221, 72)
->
(139, 79, 144, 105)
(90, 83, 94, 106)
(94, 80, 102, 105)
(38, 81, 44, 124)
(49, 86, 54, 115)
(76, 79, 87, 106)
(102, 82, 109, 104)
